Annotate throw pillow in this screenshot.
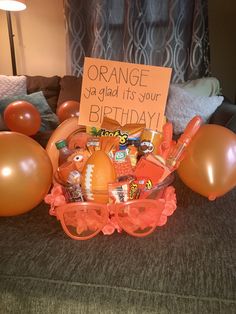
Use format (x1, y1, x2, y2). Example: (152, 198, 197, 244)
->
(0, 91, 59, 132)
(165, 85, 224, 135)
(175, 77, 221, 97)
(0, 75, 26, 99)
(26, 75, 61, 113)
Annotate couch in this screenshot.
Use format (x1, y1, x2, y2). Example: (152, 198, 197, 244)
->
(0, 75, 235, 314)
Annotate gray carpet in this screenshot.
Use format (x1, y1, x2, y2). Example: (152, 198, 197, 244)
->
(0, 175, 235, 314)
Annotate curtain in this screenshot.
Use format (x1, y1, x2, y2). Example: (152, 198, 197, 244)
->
(64, 0, 210, 83)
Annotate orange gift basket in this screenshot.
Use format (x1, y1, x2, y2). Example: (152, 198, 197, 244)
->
(45, 116, 202, 240)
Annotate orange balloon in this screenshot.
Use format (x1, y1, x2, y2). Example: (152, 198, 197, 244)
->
(56, 100, 80, 122)
(0, 132, 53, 216)
(177, 124, 236, 200)
(4, 100, 41, 136)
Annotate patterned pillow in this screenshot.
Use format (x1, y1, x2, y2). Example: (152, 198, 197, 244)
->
(165, 85, 224, 134)
(0, 75, 26, 99)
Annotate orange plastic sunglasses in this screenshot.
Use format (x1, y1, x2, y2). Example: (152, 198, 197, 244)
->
(55, 198, 165, 240)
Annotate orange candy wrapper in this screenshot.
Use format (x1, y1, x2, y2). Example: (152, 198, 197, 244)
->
(86, 136, 120, 155)
(87, 116, 145, 147)
(108, 181, 130, 203)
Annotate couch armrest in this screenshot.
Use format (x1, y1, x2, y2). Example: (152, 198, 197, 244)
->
(209, 99, 236, 133)
(57, 75, 82, 108)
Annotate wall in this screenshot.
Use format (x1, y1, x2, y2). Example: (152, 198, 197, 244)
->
(0, 0, 235, 102)
(0, 0, 66, 76)
(208, 0, 236, 104)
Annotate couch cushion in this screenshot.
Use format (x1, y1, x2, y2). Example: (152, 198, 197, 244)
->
(0, 114, 7, 131)
(57, 75, 82, 108)
(26, 75, 61, 113)
(0, 176, 235, 313)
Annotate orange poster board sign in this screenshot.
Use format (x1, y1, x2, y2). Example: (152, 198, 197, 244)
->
(78, 57, 172, 131)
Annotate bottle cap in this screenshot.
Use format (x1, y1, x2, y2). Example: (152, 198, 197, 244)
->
(55, 139, 67, 150)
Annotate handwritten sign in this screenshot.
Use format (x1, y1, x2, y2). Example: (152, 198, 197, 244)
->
(78, 57, 172, 131)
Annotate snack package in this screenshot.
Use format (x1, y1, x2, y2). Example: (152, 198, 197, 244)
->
(127, 138, 140, 167)
(86, 136, 120, 157)
(108, 181, 130, 203)
(113, 149, 134, 179)
(87, 117, 145, 148)
(134, 155, 170, 186)
(99, 136, 120, 154)
(133, 178, 154, 199)
(139, 128, 162, 155)
(86, 137, 101, 154)
(129, 180, 140, 199)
